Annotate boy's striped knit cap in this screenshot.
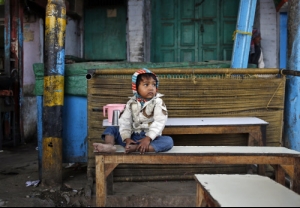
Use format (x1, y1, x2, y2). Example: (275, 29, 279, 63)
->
(132, 68, 159, 95)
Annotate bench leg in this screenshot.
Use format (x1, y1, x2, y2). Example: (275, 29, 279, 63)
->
(196, 183, 207, 207)
(257, 165, 266, 176)
(107, 172, 114, 195)
(273, 165, 286, 186)
(196, 183, 220, 207)
(292, 157, 300, 194)
(248, 130, 266, 176)
(96, 155, 106, 207)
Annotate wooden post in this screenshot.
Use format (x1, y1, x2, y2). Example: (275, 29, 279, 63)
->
(42, 0, 66, 187)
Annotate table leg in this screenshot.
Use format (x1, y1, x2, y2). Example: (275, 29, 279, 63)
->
(248, 131, 263, 146)
(292, 157, 300, 194)
(96, 155, 106, 207)
(273, 165, 286, 186)
(248, 128, 266, 176)
(260, 125, 267, 146)
(196, 183, 207, 207)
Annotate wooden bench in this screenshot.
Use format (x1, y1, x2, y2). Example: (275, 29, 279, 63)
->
(94, 146, 300, 207)
(103, 116, 269, 175)
(103, 117, 269, 146)
(194, 174, 300, 207)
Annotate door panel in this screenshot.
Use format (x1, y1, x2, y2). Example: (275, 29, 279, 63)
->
(161, 0, 175, 19)
(162, 50, 175, 62)
(151, 0, 240, 62)
(84, 1, 126, 61)
(181, 23, 195, 46)
(162, 24, 175, 46)
(180, 49, 195, 62)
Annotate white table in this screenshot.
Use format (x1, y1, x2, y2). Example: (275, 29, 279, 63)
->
(103, 117, 269, 146)
(194, 174, 300, 207)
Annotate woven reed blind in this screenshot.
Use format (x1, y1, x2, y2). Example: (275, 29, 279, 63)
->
(87, 69, 285, 181)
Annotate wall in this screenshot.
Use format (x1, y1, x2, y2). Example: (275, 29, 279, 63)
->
(65, 17, 83, 58)
(127, 0, 145, 62)
(23, 17, 44, 141)
(256, 0, 279, 68)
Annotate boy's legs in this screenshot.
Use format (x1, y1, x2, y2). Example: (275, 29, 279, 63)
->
(93, 134, 116, 152)
(93, 126, 124, 153)
(150, 135, 173, 152)
(127, 132, 173, 153)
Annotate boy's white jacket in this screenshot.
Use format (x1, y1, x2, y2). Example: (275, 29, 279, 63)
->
(119, 93, 168, 142)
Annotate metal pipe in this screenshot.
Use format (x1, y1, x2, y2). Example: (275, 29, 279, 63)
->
(42, 0, 66, 187)
(4, 0, 10, 76)
(231, 0, 257, 68)
(87, 68, 281, 77)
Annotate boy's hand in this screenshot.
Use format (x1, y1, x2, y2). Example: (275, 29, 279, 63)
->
(137, 136, 151, 154)
(124, 138, 137, 153)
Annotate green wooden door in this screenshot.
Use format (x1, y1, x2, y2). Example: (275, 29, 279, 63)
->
(84, 1, 127, 61)
(151, 0, 239, 62)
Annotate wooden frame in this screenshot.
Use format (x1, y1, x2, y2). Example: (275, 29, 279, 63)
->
(94, 146, 300, 207)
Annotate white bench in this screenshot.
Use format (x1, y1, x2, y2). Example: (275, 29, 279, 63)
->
(103, 117, 269, 175)
(94, 146, 300, 207)
(103, 116, 269, 146)
(194, 174, 300, 207)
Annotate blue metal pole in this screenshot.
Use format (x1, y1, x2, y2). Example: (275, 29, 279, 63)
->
(284, 0, 300, 151)
(231, 0, 257, 68)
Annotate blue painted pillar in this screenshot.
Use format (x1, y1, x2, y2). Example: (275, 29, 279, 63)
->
(231, 0, 257, 68)
(279, 13, 288, 69)
(284, 0, 300, 151)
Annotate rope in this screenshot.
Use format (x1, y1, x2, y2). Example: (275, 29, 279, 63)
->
(192, 69, 197, 84)
(266, 79, 284, 109)
(232, 30, 252, 40)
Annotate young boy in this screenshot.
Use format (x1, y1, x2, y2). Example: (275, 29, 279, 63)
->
(93, 68, 174, 154)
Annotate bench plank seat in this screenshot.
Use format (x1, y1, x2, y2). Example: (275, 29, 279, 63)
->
(113, 145, 298, 154)
(194, 174, 300, 207)
(164, 117, 268, 126)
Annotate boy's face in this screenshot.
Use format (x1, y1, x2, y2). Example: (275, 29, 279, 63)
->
(137, 76, 157, 99)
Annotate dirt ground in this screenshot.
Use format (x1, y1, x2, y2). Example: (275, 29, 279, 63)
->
(0, 142, 95, 207)
(0, 141, 197, 207)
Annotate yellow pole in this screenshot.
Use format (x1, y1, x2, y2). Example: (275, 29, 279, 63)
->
(42, 0, 66, 187)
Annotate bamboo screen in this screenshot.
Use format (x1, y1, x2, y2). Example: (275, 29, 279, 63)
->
(87, 69, 285, 181)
